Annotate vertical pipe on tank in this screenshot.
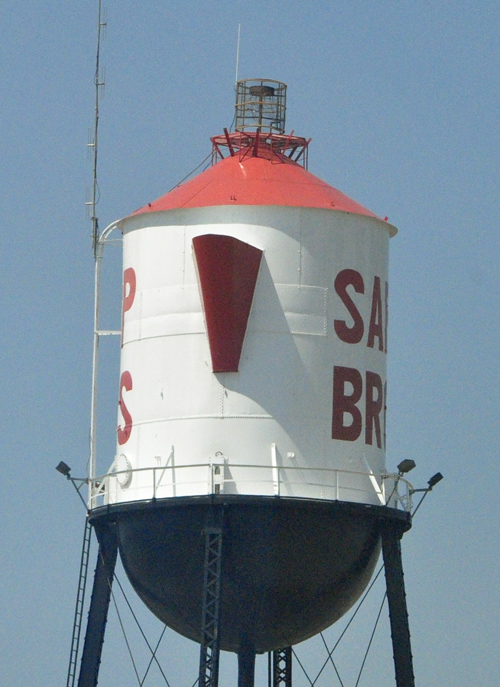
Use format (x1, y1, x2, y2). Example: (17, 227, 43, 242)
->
(88, 220, 120, 505)
(88, 243, 103, 494)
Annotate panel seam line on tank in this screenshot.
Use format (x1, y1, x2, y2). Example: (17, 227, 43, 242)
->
(122, 329, 327, 345)
(130, 414, 274, 426)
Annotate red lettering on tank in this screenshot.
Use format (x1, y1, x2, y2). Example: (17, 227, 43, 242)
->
(332, 367, 386, 448)
(332, 365, 363, 441)
(367, 276, 384, 351)
(334, 269, 365, 344)
(117, 370, 133, 445)
(123, 268, 136, 312)
(365, 371, 383, 448)
(122, 268, 137, 347)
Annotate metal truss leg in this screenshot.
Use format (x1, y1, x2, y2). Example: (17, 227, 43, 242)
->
(198, 507, 224, 687)
(77, 521, 118, 687)
(381, 525, 415, 687)
(270, 647, 292, 687)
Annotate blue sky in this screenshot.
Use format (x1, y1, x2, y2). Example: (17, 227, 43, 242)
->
(1, 1, 499, 686)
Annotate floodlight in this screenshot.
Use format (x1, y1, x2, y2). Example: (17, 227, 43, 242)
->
(427, 472, 443, 489)
(56, 461, 72, 477)
(397, 459, 416, 474)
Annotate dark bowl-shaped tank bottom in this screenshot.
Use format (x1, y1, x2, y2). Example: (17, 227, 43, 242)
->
(90, 496, 410, 654)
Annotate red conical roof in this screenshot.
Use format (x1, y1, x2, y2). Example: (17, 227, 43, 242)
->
(131, 147, 379, 219)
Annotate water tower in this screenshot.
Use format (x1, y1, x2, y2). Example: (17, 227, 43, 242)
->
(71, 79, 418, 687)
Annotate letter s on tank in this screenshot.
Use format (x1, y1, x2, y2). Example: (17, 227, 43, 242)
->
(333, 269, 365, 344)
(117, 370, 133, 446)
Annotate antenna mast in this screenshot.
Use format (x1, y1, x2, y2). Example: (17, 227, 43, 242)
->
(235, 24, 241, 88)
(86, 0, 106, 257)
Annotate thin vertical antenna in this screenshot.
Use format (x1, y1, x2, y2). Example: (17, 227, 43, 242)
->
(235, 24, 241, 88)
(88, 0, 108, 502)
(86, 0, 107, 258)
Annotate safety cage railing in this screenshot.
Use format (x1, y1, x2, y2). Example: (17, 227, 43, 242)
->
(88, 463, 413, 512)
(235, 79, 287, 134)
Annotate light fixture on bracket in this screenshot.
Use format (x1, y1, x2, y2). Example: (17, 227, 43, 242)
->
(56, 461, 72, 478)
(55, 461, 88, 509)
(410, 472, 444, 516)
(397, 459, 416, 475)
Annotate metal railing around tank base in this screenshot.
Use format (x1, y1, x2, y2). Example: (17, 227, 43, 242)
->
(88, 463, 413, 513)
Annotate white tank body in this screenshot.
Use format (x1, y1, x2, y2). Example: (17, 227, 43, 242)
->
(108, 200, 395, 506)
(88, 93, 411, 658)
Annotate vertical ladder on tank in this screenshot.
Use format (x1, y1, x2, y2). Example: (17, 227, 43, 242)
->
(66, 517, 92, 687)
(198, 507, 224, 687)
(270, 648, 292, 687)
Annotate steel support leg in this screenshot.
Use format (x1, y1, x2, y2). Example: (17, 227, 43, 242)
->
(271, 647, 292, 687)
(238, 642, 256, 687)
(198, 507, 224, 687)
(382, 525, 415, 687)
(77, 522, 118, 687)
